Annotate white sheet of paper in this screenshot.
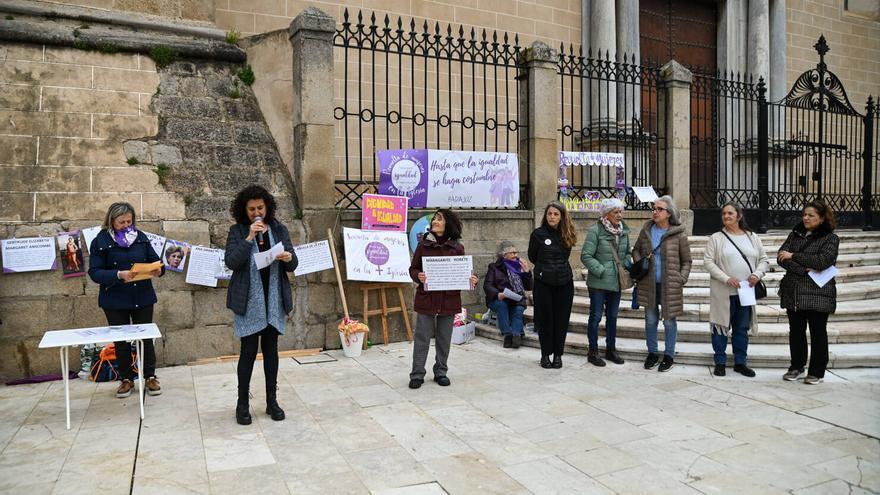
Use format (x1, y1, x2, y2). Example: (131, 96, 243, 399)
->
(254, 242, 284, 270)
(502, 288, 523, 302)
(293, 240, 334, 276)
(632, 186, 659, 202)
(186, 246, 221, 287)
(1, 237, 58, 273)
(737, 280, 757, 306)
(423, 255, 473, 291)
(82, 226, 102, 252)
(809, 265, 838, 288)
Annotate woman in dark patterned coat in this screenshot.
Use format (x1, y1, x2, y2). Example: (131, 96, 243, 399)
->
(777, 199, 839, 385)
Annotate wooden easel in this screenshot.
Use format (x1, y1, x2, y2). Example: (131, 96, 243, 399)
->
(360, 282, 413, 347)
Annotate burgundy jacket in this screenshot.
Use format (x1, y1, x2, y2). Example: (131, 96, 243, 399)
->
(409, 232, 466, 316)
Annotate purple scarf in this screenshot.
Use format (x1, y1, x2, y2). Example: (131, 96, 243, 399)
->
(502, 257, 525, 294)
(112, 225, 138, 248)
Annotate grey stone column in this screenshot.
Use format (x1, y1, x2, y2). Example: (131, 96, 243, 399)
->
(617, 0, 640, 124)
(519, 42, 560, 224)
(289, 7, 336, 209)
(658, 60, 693, 228)
(748, 0, 770, 83)
(769, 0, 786, 101)
(580, 0, 591, 128)
(590, 0, 616, 126)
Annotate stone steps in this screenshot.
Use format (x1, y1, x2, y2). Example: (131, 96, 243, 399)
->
(680, 230, 880, 248)
(528, 297, 880, 325)
(619, 266, 880, 288)
(516, 311, 879, 344)
(685, 241, 880, 258)
(474, 323, 880, 368)
(571, 280, 880, 303)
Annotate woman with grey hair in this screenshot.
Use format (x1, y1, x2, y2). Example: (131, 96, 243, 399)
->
(484, 241, 532, 348)
(580, 198, 632, 366)
(88, 202, 165, 398)
(632, 195, 692, 372)
(704, 202, 769, 377)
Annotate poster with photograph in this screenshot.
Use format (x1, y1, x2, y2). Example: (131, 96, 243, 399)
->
(361, 194, 408, 232)
(56, 231, 85, 278)
(162, 239, 190, 273)
(342, 227, 411, 283)
(141, 231, 167, 259)
(378, 149, 519, 208)
(186, 246, 222, 287)
(1, 237, 58, 273)
(216, 251, 233, 280)
(82, 226, 102, 253)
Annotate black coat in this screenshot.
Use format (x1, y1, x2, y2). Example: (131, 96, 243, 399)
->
(225, 220, 298, 317)
(483, 257, 533, 307)
(778, 222, 839, 313)
(88, 230, 165, 310)
(528, 225, 573, 286)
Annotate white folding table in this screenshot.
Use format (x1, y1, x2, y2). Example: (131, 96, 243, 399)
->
(38, 323, 162, 430)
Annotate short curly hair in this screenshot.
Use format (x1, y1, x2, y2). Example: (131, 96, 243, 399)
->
(230, 185, 277, 225)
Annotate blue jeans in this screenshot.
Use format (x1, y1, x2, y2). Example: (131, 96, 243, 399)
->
(712, 296, 751, 365)
(488, 299, 525, 336)
(645, 283, 678, 357)
(587, 290, 622, 351)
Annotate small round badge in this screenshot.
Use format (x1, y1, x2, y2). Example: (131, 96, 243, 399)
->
(544, 238, 552, 245)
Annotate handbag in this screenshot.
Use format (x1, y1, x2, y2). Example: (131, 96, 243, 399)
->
(610, 239, 634, 290)
(720, 231, 767, 299)
(628, 238, 665, 281)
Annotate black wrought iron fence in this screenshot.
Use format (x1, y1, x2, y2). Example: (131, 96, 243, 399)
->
(557, 46, 665, 209)
(689, 70, 762, 210)
(332, 9, 528, 208)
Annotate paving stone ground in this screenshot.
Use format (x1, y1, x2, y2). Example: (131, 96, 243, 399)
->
(1, 338, 878, 495)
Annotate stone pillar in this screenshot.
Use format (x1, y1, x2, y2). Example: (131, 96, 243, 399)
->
(769, 0, 787, 139)
(520, 42, 560, 224)
(658, 60, 692, 219)
(590, 0, 616, 126)
(289, 7, 336, 209)
(617, 0, 640, 124)
(580, 0, 591, 128)
(748, 0, 770, 83)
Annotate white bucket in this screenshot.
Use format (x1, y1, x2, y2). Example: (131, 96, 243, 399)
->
(339, 331, 365, 358)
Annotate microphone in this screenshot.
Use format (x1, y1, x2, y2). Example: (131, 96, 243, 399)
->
(254, 216, 264, 245)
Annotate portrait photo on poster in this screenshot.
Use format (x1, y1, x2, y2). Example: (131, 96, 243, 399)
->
(56, 231, 85, 278)
(162, 239, 191, 273)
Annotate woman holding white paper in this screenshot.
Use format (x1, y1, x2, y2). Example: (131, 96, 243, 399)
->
(704, 202, 769, 377)
(88, 202, 164, 399)
(408, 208, 478, 389)
(777, 199, 839, 384)
(225, 185, 298, 425)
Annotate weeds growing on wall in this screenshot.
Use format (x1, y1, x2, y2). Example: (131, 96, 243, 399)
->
(225, 30, 240, 45)
(127, 157, 139, 165)
(237, 65, 255, 86)
(149, 46, 177, 68)
(154, 163, 170, 186)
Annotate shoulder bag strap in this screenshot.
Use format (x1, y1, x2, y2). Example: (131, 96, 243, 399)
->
(720, 230, 754, 273)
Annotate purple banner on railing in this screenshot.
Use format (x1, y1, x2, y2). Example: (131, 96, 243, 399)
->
(378, 149, 429, 207)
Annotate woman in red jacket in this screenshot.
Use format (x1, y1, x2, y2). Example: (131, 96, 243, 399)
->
(408, 209, 478, 389)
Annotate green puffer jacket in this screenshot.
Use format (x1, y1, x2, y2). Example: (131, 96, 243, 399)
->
(580, 221, 632, 292)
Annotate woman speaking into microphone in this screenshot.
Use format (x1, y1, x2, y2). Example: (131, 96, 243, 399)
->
(225, 185, 298, 425)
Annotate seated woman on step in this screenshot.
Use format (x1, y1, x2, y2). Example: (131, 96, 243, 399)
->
(484, 240, 532, 349)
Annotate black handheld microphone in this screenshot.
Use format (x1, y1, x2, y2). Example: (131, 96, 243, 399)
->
(254, 216, 264, 245)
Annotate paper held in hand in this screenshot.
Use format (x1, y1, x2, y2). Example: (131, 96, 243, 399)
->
(423, 255, 473, 291)
(737, 280, 756, 306)
(254, 242, 284, 270)
(502, 288, 523, 302)
(809, 265, 838, 288)
(127, 261, 163, 283)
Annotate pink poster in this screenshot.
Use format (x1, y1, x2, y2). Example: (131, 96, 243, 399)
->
(361, 194, 408, 232)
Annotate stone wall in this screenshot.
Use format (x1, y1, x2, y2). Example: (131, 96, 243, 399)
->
(786, 0, 880, 107)
(40, 0, 215, 22)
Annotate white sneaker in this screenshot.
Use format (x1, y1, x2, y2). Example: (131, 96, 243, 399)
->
(804, 375, 823, 385)
(783, 368, 805, 381)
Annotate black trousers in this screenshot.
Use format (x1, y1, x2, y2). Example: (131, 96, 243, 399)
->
(787, 309, 830, 378)
(103, 306, 156, 380)
(238, 326, 280, 404)
(532, 279, 574, 357)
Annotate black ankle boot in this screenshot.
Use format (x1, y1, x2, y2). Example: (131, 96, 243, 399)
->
(236, 401, 252, 425)
(605, 347, 625, 365)
(540, 355, 552, 369)
(552, 355, 563, 369)
(266, 394, 285, 421)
